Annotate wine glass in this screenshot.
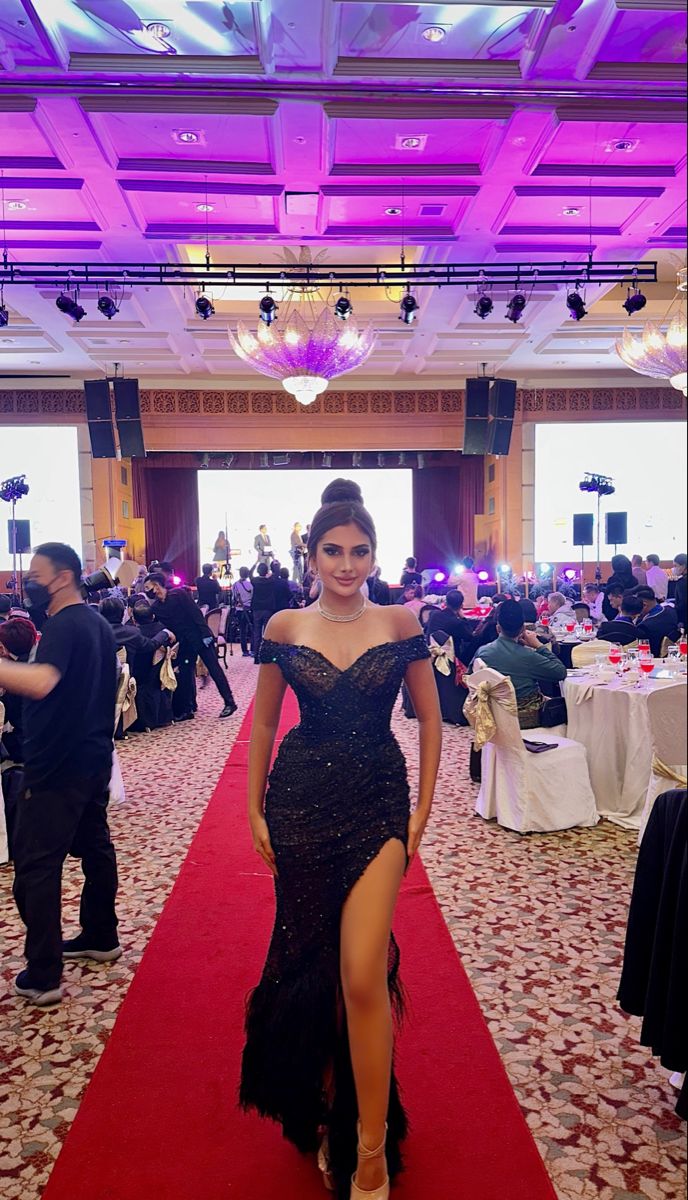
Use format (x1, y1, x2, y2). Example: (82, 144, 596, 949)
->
(541, 613, 551, 629)
(565, 618, 576, 636)
(638, 654, 655, 691)
(582, 618, 594, 637)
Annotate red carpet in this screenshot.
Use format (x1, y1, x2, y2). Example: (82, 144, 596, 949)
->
(43, 695, 556, 1200)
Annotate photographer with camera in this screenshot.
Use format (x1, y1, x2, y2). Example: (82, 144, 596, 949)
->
(0, 543, 120, 1006)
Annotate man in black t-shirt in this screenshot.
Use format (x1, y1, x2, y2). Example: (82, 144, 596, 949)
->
(0, 543, 120, 1006)
(195, 563, 223, 610)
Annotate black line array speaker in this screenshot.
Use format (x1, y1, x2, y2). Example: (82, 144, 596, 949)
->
(114, 378, 146, 458)
(7, 519, 31, 555)
(84, 379, 117, 458)
(463, 378, 517, 456)
(605, 511, 628, 546)
(463, 377, 491, 455)
(573, 513, 594, 547)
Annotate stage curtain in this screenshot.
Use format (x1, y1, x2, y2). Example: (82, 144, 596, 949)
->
(412, 458, 484, 570)
(132, 462, 199, 583)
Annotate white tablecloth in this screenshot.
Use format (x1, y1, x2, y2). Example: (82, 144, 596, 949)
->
(563, 671, 687, 830)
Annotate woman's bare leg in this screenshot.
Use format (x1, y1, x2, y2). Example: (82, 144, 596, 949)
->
(340, 839, 406, 1191)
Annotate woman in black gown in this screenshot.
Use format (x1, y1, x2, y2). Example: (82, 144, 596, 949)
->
(240, 480, 442, 1200)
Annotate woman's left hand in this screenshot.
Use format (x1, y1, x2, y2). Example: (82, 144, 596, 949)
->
(406, 808, 429, 865)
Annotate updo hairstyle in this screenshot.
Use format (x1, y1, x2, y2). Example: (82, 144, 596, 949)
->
(307, 478, 377, 566)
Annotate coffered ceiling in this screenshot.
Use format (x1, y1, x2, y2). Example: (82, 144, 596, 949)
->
(0, 0, 685, 388)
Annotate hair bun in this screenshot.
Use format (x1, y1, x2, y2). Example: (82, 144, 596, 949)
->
(321, 478, 364, 507)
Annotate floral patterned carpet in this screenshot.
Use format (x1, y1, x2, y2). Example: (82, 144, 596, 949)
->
(0, 658, 685, 1200)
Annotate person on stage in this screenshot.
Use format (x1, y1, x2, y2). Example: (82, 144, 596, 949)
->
(213, 530, 230, 565)
(240, 479, 442, 1200)
(254, 525, 274, 567)
(290, 522, 307, 585)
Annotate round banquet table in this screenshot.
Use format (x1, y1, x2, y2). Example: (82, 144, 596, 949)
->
(563, 669, 687, 830)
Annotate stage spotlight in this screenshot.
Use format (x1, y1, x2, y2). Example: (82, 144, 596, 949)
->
(56, 293, 86, 322)
(498, 563, 511, 575)
(474, 294, 493, 320)
(564, 568, 577, 580)
(399, 290, 419, 325)
(334, 295, 353, 321)
(0, 305, 8, 329)
(505, 292, 527, 323)
(478, 570, 490, 583)
(97, 294, 119, 320)
(566, 288, 587, 321)
(195, 294, 215, 320)
(623, 287, 647, 316)
(453, 563, 465, 576)
(433, 572, 446, 584)
(259, 293, 278, 325)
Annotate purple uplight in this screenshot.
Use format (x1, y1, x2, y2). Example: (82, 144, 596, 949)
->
(478, 570, 490, 582)
(433, 571, 447, 583)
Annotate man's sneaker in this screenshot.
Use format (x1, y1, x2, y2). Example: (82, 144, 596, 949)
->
(62, 934, 123, 963)
(15, 970, 63, 1006)
(219, 702, 238, 719)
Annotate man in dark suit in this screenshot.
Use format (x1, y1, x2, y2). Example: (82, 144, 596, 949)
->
(144, 573, 237, 719)
(367, 566, 391, 606)
(634, 586, 680, 657)
(596, 593, 644, 646)
(673, 553, 687, 629)
(426, 590, 473, 661)
(254, 525, 274, 567)
(250, 563, 276, 663)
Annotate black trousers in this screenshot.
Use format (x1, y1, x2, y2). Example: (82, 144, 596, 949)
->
(173, 639, 197, 718)
(197, 641, 234, 706)
(253, 610, 273, 663)
(237, 609, 252, 654)
(13, 770, 118, 986)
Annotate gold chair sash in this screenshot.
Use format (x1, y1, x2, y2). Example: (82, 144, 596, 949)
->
(429, 637, 455, 677)
(121, 675, 138, 732)
(652, 754, 687, 788)
(465, 676, 518, 750)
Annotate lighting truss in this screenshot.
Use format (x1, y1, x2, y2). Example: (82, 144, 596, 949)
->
(0, 259, 658, 290)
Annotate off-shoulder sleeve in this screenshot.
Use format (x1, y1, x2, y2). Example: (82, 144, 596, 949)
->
(401, 634, 430, 668)
(258, 638, 282, 666)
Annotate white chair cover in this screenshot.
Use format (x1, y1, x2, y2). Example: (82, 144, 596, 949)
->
(466, 665, 599, 834)
(638, 684, 688, 841)
(571, 639, 615, 668)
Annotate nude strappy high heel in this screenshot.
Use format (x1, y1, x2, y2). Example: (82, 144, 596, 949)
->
(317, 1133, 336, 1191)
(350, 1121, 389, 1200)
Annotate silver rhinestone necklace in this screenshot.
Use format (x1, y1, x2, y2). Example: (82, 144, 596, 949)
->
(316, 599, 368, 623)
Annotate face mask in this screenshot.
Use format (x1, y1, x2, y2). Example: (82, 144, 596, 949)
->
(25, 579, 53, 610)
(144, 589, 158, 601)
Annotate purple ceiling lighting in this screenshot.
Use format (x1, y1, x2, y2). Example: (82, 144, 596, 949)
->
(0, 0, 683, 386)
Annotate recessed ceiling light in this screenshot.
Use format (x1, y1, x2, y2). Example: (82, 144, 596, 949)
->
(471, 341, 481, 346)
(422, 25, 446, 43)
(563, 207, 580, 216)
(176, 130, 200, 144)
(385, 207, 402, 216)
(604, 138, 639, 154)
(7, 200, 27, 211)
(400, 137, 423, 150)
(146, 21, 171, 38)
(294, 136, 306, 145)
(196, 203, 214, 212)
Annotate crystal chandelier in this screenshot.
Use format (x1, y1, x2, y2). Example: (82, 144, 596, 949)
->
(615, 268, 687, 396)
(229, 307, 377, 406)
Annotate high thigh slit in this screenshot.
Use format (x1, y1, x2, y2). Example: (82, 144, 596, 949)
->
(239, 636, 430, 1198)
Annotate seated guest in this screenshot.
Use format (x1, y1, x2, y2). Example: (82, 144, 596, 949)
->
(518, 598, 538, 626)
(603, 583, 624, 620)
(644, 553, 668, 601)
(634, 586, 680, 657)
(473, 599, 567, 729)
(573, 601, 592, 625)
(402, 584, 426, 618)
(98, 596, 173, 666)
(195, 564, 222, 610)
(582, 583, 604, 622)
(400, 557, 423, 587)
(602, 555, 636, 619)
(631, 554, 647, 586)
(0, 595, 11, 623)
(426, 590, 473, 661)
(547, 591, 576, 631)
(596, 593, 644, 645)
(673, 553, 687, 629)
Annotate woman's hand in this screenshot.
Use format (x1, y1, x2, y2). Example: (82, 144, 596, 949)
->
(250, 812, 278, 876)
(406, 807, 429, 866)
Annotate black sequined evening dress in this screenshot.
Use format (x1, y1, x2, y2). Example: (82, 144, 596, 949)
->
(239, 634, 430, 1198)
